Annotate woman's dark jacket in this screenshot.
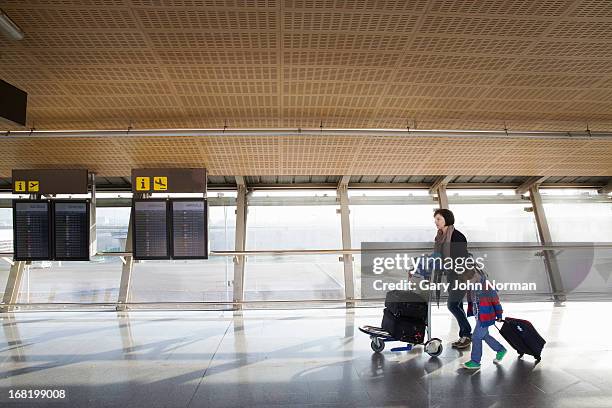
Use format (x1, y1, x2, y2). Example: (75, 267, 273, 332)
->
(446, 228, 469, 284)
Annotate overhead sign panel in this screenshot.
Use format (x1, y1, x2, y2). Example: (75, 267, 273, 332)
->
(131, 168, 206, 193)
(12, 169, 88, 194)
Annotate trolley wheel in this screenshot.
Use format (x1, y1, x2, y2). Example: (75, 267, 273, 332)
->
(424, 338, 443, 357)
(371, 338, 385, 353)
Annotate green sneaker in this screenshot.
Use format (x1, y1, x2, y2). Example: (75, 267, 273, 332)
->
(462, 360, 481, 370)
(494, 349, 507, 364)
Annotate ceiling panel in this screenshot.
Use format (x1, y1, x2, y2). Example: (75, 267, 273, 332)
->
(0, 132, 610, 178)
(0, 0, 611, 131)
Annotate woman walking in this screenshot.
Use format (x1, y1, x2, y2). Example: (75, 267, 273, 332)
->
(433, 209, 472, 349)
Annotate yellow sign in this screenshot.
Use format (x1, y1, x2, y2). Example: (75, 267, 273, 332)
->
(136, 177, 150, 191)
(14, 181, 26, 192)
(153, 176, 168, 191)
(28, 180, 40, 192)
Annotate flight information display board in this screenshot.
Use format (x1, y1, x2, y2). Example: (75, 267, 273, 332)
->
(133, 199, 170, 260)
(13, 200, 51, 261)
(53, 200, 90, 261)
(171, 199, 208, 259)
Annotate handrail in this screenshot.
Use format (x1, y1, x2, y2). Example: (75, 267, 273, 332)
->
(1, 243, 611, 258)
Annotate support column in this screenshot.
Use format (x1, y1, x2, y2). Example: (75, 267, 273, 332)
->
(529, 185, 565, 301)
(89, 172, 97, 257)
(2, 193, 40, 312)
(233, 176, 248, 310)
(429, 175, 453, 209)
(1, 261, 26, 312)
(116, 205, 134, 311)
(598, 179, 612, 195)
(436, 184, 449, 209)
(338, 176, 355, 305)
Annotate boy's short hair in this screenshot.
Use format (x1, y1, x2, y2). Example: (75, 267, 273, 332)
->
(433, 208, 455, 226)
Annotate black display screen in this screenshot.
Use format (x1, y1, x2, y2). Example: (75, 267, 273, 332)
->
(53, 201, 90, 261)
(133, 200, 170, 260)
(13, 200, 51, 261)
(171, 199, 208, 259)
(0, 79, 27, 127)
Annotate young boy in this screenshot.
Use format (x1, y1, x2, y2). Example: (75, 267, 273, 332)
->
(460, 268, 507, 370)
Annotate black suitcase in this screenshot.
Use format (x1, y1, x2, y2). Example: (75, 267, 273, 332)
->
(497, 317, 546, 362)
(381, 308, 426, 344)
(384, 290, 428, 320)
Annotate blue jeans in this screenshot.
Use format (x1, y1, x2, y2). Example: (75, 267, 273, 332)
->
(447, 290, 472, 338)
(471, 322, 505, 363)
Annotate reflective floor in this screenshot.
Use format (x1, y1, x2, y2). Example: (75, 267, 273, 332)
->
(1, 302, 612, 407)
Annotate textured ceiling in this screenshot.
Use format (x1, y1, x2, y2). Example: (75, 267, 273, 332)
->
(1, 132, 611, 177)
(1, 0, 612, 131)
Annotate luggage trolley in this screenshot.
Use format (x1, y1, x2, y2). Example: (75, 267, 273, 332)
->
(359, 261, 443, 357)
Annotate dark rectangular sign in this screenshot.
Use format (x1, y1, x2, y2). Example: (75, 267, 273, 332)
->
(171, 199, 208, 259)
(0, 79, 27, 127)
(131, 168, 206, 193)
(12, 169, 89, 194)
(53, 200, 90, 261)
(133, 199, 170, 260)
(13, 200, 52, 261)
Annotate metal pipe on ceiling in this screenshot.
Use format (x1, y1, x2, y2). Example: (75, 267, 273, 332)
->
(4, 128, 612, 140)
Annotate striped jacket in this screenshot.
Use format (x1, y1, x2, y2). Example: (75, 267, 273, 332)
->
(466, 277, 503, 327)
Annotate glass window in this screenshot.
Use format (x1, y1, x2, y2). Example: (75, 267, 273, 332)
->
(448, 189, 517, 196)
(539, 188, 600, 196)
(17, 259, 122, 303)
(129, 204, 235, 303)
(542, 199, 612, 295)
(14, 207, 130, 303)
(543, 201, 612, 242)
(351, 203, 438, 245)
(349, 189, 430, 197)
(450, 203, 540, 243)
(244, 203, 344, 301)
(0, 207, 12, 251)
(251, 190, 336, 198)
(348, 193, 438, 300)
(0, 208, 13, 298)
(97, 207, 131, 252)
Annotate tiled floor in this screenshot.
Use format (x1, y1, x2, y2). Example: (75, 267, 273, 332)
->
(1, 302, 611, 407)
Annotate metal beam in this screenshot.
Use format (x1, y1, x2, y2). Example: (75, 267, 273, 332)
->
(516, 176, 548, 195)
(429, 175, 453, 209)
(1, 261, 26, 312)
(1, 182, 610, 195)
(4, 242, 612, 259)
(337, 176, 355, 304)
(529, 185, 565, 302)
(116, 204, 134, 311)
(428, 175, 455, 195)
(436, 184, 449, 209)
(232, 176, 248, 310)
(598, 179, 612, 194)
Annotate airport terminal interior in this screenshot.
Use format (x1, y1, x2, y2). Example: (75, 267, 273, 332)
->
(1, 1, 612, 407)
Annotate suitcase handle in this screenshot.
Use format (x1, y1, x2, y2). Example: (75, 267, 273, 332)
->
(494, 319, 504, 331)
